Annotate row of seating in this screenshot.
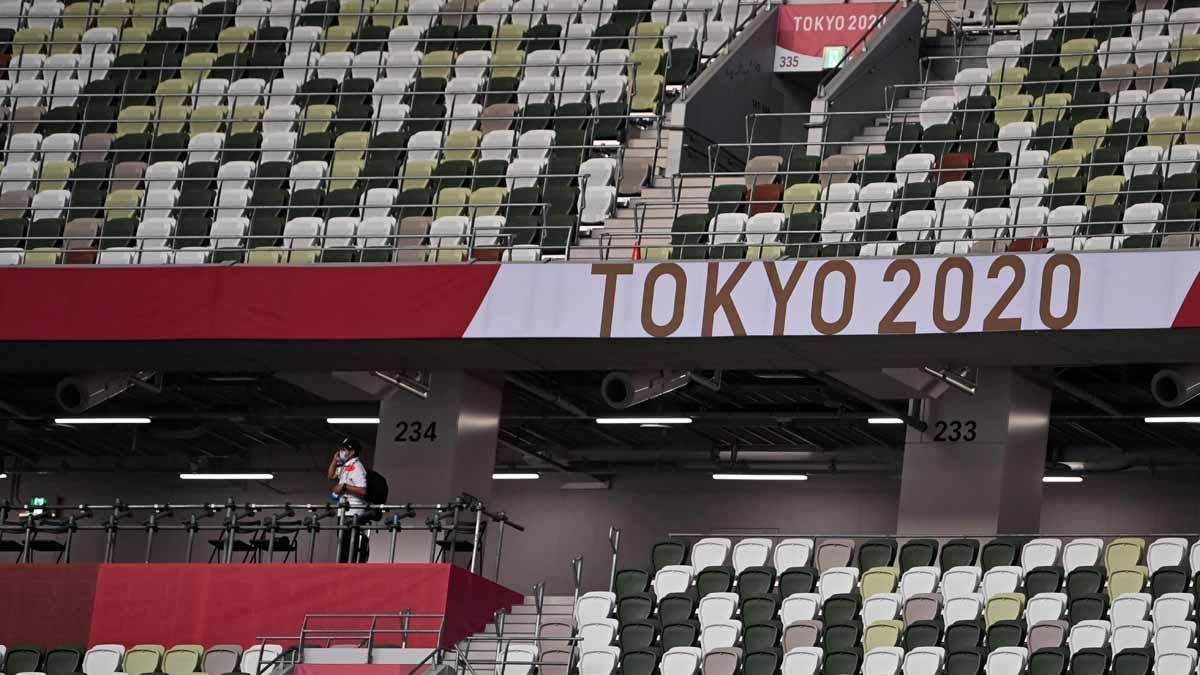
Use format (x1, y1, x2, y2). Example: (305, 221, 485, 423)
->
(615, 537, 1200, 580)
(986, 0, 1200, 27)
(0, 643, 283, 675)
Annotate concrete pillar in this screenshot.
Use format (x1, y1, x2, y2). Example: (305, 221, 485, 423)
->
(897, 369, 1051, 535)
(370, 371, 503, 563)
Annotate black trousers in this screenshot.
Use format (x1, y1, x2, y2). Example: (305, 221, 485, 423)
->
(337, 514, 370, 563)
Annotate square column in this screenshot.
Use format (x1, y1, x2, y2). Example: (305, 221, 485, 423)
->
(897, 369, 1051, 535)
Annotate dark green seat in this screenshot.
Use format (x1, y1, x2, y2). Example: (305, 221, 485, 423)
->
(611, 0, 650, 29)
(617, 592, 656, 623)
(1110, 648, 1152, 675)
(740, 594, 780, 624)
(524, 23, 563, 52)
(44, 646, 84, 675)
(781, 213, 821, 259)
(1093, 3, 1129, 41)
(903, 620, 943, 649)
(661, 621, 699, 649)
(1165, 174, 1199, 206)
(620, 649, 660, 675)
(1071, 91, 1109, 122)
(737, 567, 777, 602)
(657, 593, 696, 625)
(1170, 61, 1200, 90)
(619, 621, 660, 651)
(592, 101, 629, 141)
(1111, 117, 1148, 153)
(1085, 147, 1122, 179)
(744, 650, 780, 675)
(1066, 568, 1106, 598)
(1069, 648, 1110, 675)
(100, 217, 138, 249)
(590, 21, 629, 50)
(822, 594, 861, 625)
(396, 188, 433, 220)
(885, 123, 923, 157)
(985, 620, 1025, 651)
(899, 539, 938, 572)
(955, 95, 997, 136)
(973, 179, 1012, 210)
(944, 622, 984, 652)
(743, 622, 782, 653)
(696, 567, 734, 597)
(286, 189, 324, 220)
(473, 159, 509, 190)
(945, 648, 985, 675)
(922, 123, 959, 159)
(822, 622, 862, 652)
(0, 218, 25, 247)
(174, 216, 212, 248)
(821, 649, 862, 675)
(4, 647, 44, 674)
(324, 188, 362, 219)
(615, 569, 651, 598)
(707, 184, 747, 217)
(1025, 566, 1064, 595)
(1028, 647, 1069, 675)
(665, 47, 698, 85)
(151, 132, 190, 163)
(781, 155, 821, 186)
(958, 122, 998, 156)
(457, 24, 494, 51)
(778, 566, 818, 596)
(898, 182, 934, 214)
(1126, 174, 1161, 207)
(859, 153, 894, 185)
(1048, 177, 1085, 209)
(971, 152, 1012, 182)
(981, 538, 1023, 571)
(518, 102, 556, 132)
(1031, 121, 1073, 154)
(857, 539, 897, 570)
(421, 24, 458, 52)
(668, 213, 708, 260)
(1067, 593, 1108, 623)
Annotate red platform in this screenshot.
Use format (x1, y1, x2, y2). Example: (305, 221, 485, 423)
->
(0, 563, 521, 649)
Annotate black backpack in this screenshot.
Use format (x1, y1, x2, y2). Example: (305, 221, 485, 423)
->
(365, 468, 389, 505)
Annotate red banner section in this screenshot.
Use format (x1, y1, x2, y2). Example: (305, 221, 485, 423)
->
(0, 564, 100, 646)
(0, 266, 500, 341)
(775, 3, 892, 72)
(0, 564, 520, 650)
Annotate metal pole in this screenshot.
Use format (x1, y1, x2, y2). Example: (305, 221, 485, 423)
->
(533, 582, 545, 638)
(448, 503, 461, 565)
(335, 503, 347, 563)
(468, 506, 484, 574)
(607, 527, 621, 593)
(19, 515, 32, 564)
(401, 609, 411, 648)
(64, 517, 75, 563)
(389, 516, 400, 563)
(572, 557, 583, 611)
(492, 516, 507, 582)
(143, 511, 156, 563)
(185, 515, 197, 563)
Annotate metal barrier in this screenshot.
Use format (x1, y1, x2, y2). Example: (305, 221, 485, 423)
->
(0, 494, 524, 577)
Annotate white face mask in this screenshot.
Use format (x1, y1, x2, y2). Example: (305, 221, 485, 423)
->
(338, 450, 351, 463)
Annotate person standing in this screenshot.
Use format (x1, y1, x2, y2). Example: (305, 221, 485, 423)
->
(328, 438, 370, 563)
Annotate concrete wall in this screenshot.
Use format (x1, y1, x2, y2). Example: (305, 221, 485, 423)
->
(8, 468, 1200, 595)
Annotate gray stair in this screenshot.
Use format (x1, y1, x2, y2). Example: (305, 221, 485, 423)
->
(454, 595, 578, 674)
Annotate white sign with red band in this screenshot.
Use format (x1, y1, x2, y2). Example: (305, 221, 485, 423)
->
(464, 252, 1200, 338)
(774, 2, 892, 72)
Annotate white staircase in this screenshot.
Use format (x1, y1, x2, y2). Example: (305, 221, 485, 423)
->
(842, 80, 954, 157)
(452, 595, 577, 675)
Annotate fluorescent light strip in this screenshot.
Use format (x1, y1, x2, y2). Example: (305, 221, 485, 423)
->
(1144, 416, 1200, 424)
(713, 473, 809, 481)
(326, 417, 381, 424)
(0, 473, 7, 479)
(492, 472, 540, 480)
(1043, 476, 1084, 483)
(595, 417, 693, 425)
(54, 417, 151, 424)
(867, 417, 905, 425)
(180, 473, 275, 481)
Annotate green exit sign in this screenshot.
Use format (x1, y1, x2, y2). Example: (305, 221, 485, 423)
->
(823, 46, 847, 69)
(30, 496, 47, 507)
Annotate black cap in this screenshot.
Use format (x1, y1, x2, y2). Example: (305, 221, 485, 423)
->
(341, 438, 362, 453)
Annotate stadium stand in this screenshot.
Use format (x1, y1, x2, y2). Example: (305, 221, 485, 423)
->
(562, 535, 1200, 675)
(0, 643, 281, 675)
(0, 0, 766, 265)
